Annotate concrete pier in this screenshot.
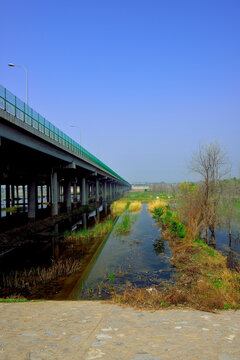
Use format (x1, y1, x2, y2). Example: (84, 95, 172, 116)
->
(51, 171, 59, 216)
(81, 178, 87, 206)
(28, 179, 36, 221)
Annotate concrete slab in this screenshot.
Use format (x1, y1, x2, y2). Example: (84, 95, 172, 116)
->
(0, 301, 240, 359)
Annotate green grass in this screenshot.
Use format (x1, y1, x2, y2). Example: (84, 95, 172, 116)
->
(115, 214, 131, 235)
(123, 191, 174, 203)
(0, 298, 28, 303)
(233, 200, 240, 217)
(3, 206, 20, 213)
(66, 218, 115, 242)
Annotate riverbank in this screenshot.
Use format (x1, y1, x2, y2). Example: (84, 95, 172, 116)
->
(112, 198, 240, 311)
(1, 300, 240, 360)
(1, 192, 240, 309)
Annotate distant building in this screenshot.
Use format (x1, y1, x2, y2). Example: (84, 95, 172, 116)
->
(131, 185, 150, 191)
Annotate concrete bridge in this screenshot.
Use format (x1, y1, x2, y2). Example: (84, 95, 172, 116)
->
(0, 84, 130, 221)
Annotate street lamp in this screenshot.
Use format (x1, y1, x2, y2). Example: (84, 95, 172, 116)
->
(8, 63, 28, 106)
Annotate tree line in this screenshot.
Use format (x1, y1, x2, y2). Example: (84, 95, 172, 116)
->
(178, 142, 240, 245)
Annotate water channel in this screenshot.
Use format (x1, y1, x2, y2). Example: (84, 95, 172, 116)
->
(0, 202, 240, 299)
(69, 204, 175, 299)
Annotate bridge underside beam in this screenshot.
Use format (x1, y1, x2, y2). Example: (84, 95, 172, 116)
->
(0, 123, 130, 223)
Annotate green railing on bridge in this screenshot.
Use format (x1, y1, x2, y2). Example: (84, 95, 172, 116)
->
(0, 84, 129, 184)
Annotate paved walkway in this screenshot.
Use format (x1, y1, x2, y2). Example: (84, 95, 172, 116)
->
(0, 301, 240, 360)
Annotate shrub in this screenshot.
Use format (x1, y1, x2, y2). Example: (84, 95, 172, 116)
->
(153, 208, 186, 239)
(161, 210, 173, 227)
(152, 207, 165, 221)
(169, 219, 186, 238)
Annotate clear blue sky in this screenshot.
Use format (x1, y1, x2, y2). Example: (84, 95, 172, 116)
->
(1, 0, 240, 183)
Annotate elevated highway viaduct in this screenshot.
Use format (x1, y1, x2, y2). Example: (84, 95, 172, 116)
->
(0, 85, 130, 222)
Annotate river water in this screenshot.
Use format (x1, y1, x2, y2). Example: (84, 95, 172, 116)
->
(0, 202, 240, 299)
(69, 204, 175, 299)
(211, 224, 240, 269)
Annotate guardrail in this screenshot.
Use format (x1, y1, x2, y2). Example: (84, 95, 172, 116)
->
(0, 84, 128, 184)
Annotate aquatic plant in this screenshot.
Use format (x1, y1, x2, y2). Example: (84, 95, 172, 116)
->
(147, 199, 167, 213)
(115, 214, 131, 235)
(108, 273, 115, 282)
(152, 207, 165, 221)
(66, 218, 114, 242)
(4, 205, 21, 213)
(98, 281, 103, 295)
(152, 207, 186, 240)
(128, 201, 142, 213)
(110, 200, 128, 216)
(0, 258, 81, 296)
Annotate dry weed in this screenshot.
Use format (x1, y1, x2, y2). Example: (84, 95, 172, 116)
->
(111, 200, 128, 216)
(147, 200, 167, 213)
(128, 201, 142, 213)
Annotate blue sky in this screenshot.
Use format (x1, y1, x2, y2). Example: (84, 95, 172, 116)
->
(1, 0, 240, 183)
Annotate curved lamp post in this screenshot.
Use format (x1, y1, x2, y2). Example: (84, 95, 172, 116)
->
(8, 63, 28, 106)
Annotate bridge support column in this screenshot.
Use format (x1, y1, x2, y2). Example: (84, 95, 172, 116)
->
(16, 186, 19, 206)
(51, 170, 59, 216)
(86, 182, 90, 204)
(81, 178, 87, 206)
(104, 201, 108, 215)
(103, 181, 107, 202)
(23, 185, 26, 210)
(73, 182, 77, 207)
(82, 212, 87, 229)
(96, 207, 100, 222)
(6, 185, 10, 209)
(64, 179, 72, 212)
(11, 185, 15, 207)
(96, 178, 99, 203)
(28, 179, 37, 221)
(47, 185, 50, 204)
(41, 185, 44, 209)
(109, 183, 111, 201)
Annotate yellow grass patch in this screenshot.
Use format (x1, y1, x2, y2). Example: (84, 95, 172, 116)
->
(128, 201, 142, 213)
(147, 199, 167, 213)
(110, 200, 128, 216)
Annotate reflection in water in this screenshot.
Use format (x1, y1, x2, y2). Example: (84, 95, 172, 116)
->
(153, 238, 165, 255)
(52, 224, 60, 260)
(70, 204, 175, 300)
(82, 213, 87, 230)
(207, 224, 240, 269)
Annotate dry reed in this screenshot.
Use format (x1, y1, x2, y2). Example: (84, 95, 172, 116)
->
(147, 199, 167, 213)
(110, 200, 128, 216)
(112, 220, 240, 311)
(0, 258, 81, 292)
(128, 201, 142, 213)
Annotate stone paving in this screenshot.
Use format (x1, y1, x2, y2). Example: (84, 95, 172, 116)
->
(0, 301, 240, 360)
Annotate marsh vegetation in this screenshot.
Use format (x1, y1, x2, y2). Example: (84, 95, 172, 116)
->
(1, 146, 240, 308)
(113, 143, 240, 310)
(128, 201, 142, 213)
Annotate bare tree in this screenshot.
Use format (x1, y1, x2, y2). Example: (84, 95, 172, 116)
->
(219, 178, 239, 246)
(177, 182, 204, 239)
(189, 142, 230, 243)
